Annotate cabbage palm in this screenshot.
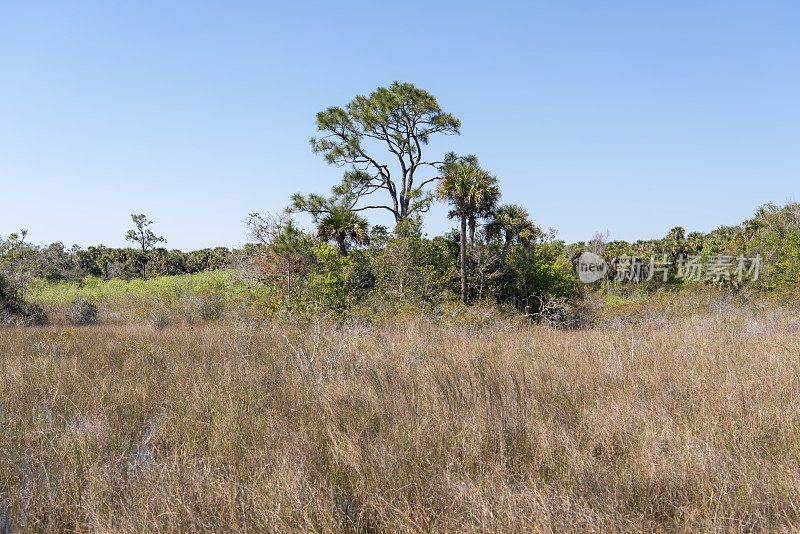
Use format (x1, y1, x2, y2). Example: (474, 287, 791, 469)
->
(315, 205, 370, 255)
(468, 183, 500, 254)
(436, 160, 499, 304)
(486, 204, 536, 267)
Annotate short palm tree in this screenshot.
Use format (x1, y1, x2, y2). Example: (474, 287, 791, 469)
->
(436, 160, 499, 304)
(315, 205, 370, 255)
(486, 204, 536, 267)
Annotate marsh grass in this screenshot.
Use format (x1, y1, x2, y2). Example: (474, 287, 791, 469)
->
(1, 299, 800, 532)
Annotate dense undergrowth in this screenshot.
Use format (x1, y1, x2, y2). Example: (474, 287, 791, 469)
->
(22, 270, 516, 330)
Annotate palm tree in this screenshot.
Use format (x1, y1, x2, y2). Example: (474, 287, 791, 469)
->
(686, 232, 705, 255)
(315, 205, 370, 255)
(436, 160, 499, 304)
(468, 184, 500, 255)
(667, 226, 686, 242)
(486, 204, 536, 267)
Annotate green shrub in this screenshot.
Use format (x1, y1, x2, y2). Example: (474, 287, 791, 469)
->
(1, 272, 48, 325)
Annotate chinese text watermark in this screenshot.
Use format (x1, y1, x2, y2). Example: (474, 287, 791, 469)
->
(577, 253, 761, 284)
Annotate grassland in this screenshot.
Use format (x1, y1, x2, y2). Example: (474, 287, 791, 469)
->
(2, 291, 799, 532)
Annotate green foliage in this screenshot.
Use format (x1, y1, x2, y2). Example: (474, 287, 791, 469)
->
(765, 231, 800, 291)
(15, 188, 800, 327)
(435, 158, 499, 223)
(368, 227, 455, 306)
(502, 242, 580, 312)
(740, 203, 800, 292)
(247, 213, 317, 301)
(29, 270, 236, 307)
(306, 244, 361, 311)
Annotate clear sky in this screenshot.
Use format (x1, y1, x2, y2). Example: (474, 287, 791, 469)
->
(2, 1, 798, 250)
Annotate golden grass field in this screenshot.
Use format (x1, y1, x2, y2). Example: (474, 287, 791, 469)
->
(1, 303, 799, 532)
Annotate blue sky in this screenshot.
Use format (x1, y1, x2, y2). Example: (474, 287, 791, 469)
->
(1, 1, 798, 250)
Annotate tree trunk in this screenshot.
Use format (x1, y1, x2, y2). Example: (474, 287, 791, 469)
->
(468, 216, 476, 269)
(460, 216, 468, 305)
(286, 258, 292, 296)
(500, 234, 511, 267)
(468, 217, 476, 253)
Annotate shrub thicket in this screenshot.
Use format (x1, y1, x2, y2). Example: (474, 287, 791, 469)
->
(0, 272, 47, 325)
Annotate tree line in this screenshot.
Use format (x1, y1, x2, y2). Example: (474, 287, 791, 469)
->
(3, 81, 800, 325)
(0, 227, 231, 285)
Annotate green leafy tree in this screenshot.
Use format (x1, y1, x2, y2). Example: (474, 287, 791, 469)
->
(369, 220, 453, 305)
(504, 241, 579, 315)
(306, 244, 359, 311)
(308, 81, 461, 224)
(125, 214, 166, 279)
(248, 213, 316, 299)
(2, 230, 29, 299)
(33, 242, 84, 283)
(436, 159, 500, 304)
(740, 203, 800, 290)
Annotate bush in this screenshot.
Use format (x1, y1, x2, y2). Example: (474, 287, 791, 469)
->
(0, 272, 48, 326)
(198, 290, 225, 321)
(66, 298, 98, 325)
(500, 242, 581, 314)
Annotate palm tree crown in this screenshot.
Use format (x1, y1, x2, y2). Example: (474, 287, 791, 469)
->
(486, 204, 537, 266)
(435, 161, 499, 222)
(315, 205, 370, 255)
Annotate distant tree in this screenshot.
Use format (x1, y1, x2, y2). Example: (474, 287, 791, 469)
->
(436, 158, 500, 304)
(667, 226, 686, 241)
(307, 81, 461, 225)
(661, 226, 693, 269)
(78, 245, 113, 279)
(686, 232, 705, 255)
(125, 214, 166, 279)
(18, 230, 27, 298)
(3, 230, 29, 299)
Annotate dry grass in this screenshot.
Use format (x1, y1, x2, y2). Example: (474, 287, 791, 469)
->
(2, 306, 800, 532)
